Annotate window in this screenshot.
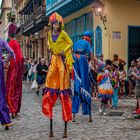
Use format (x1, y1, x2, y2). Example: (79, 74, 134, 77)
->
(85, 12, 93, 31)
(65, 12, 94, 52)
(65, 21, 74, 42)
(75, 16, 84, 41)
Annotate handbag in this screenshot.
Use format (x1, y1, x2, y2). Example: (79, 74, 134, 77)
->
(31, 79, 38, 90)
(28, 68, 32, 76)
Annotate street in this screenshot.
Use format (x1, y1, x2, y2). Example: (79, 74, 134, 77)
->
(0, 83, 140, 140)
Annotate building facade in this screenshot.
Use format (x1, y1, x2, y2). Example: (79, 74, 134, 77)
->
(46, 0, 140, 68)
(12, 0, 140, 67)
(0, 0, 12, 39)
(14, 0, 48, 61)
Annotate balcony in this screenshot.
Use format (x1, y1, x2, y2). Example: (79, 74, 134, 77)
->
(35, 5, 46, 25)
(19, 0, 48, 36)
(46, 0, 95, 17)
(23, 13, 35, 33)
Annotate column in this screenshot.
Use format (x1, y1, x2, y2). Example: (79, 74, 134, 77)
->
(38, 39, 42, 59)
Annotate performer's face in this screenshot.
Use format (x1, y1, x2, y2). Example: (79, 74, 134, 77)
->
(53, 23, 60, 31)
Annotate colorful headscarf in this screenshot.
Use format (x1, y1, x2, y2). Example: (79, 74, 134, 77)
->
(8, 23, 17, 37)
(49, 12, 64, 27)
(98, 60, 106, 71)
(83, 31, 93, 45)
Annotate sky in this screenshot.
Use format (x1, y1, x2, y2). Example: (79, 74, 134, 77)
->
(0, 0, 1, 15)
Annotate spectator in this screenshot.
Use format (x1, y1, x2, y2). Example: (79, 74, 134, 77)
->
(23, 59, 29, 83)
(111, 63, 119, 109)
(112, 54, 126, 66)
(128, 60, 137, 96)
(36, 59, 48, 95)
(30, 60, 37, 81)
(118, 64, 127, 96)
(131, 61, 140, 117)
(28, 58, 33, 82)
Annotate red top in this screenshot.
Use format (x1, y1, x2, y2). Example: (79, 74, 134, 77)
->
(8, 39, 23, 63)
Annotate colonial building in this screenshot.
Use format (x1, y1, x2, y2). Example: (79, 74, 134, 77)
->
(0, 0, 12, 39)
(46, 0, 140, 68)
(13, 0, 140, 67)
(14, 0, 48, 61)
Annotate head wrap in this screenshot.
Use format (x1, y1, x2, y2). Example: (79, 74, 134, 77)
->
(84, 31, 93, 38)
(98, 60, 106, 71)
(49, 12, 64, 27)
(83, 31, 93, 45)
(8, 23, 17, 37)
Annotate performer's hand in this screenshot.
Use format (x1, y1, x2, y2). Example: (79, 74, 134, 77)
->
(13, 54, 16, 61)
(58, 50, 65, 56)
(49, 49, 53, 54)
(42, 69, 47, 73)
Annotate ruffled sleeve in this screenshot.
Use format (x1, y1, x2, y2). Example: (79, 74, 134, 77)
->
(62, 31, 74, 71)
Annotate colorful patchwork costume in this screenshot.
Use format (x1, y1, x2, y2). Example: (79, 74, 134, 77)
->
(0, 38, 15, 128)
(42, 13, 74, 122)
(97, 61, 113, 114)
(6, 23, 24, 116)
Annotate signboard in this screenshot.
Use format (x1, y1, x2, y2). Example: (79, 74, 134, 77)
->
(112, 31, 121, 40)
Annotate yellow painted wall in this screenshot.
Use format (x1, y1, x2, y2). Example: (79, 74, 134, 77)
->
(64, 0, 140, 66)
(101, 0, 140, 61)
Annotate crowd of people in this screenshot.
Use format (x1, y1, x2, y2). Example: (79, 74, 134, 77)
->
(0, 12, 140, 139)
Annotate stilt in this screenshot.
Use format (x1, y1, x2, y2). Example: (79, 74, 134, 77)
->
(49, 119, 54, 137)
(11, 113, 15, 119)
(89, 114, 92, 122)
(62, 121, 67, 138)
(72, 113, 76, 122)
(5, 126, 9, 130)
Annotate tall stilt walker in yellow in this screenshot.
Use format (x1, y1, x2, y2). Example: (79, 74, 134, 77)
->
(42, 12, 74, 138)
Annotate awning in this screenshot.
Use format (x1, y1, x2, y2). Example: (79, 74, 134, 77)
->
(46, 0, 95, 17)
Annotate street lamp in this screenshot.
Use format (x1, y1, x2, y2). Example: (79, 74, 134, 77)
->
(35, 32, 39, 39)
(92, 0, 107, 30)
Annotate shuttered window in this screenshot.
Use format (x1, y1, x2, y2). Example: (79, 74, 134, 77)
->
(65, 12, 94, 52)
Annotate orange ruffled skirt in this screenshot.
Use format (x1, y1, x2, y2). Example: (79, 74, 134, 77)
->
(42, 55, 72, 122)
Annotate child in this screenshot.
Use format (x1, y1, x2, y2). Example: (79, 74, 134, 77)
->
(128, 60, 137, 96)
(111, 63, 119, 109)
(118, 64, 126, 96)
(97, 61, 113, 115)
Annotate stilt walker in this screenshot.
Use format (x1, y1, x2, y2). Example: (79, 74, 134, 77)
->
(0, 36, 15, 130)
(42, 12, 74, 138)
(6, 23, 24, 119)
(72, 31, 93, 122)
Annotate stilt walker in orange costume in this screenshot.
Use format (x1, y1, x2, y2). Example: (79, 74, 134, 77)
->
(42, 12, 74, 138)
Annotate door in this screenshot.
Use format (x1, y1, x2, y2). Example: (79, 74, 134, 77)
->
(128, 26, 140, 66)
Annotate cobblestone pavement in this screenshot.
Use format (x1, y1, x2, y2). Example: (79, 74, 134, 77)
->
(0, 83, 140, 140)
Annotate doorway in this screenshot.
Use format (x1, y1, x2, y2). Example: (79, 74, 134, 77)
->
(128, 26, 140, 66)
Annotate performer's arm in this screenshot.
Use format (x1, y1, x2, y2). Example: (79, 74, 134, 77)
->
(63, 31, 73, 53)
(2, 40, 15, 62)
(131, 72, 140, 80)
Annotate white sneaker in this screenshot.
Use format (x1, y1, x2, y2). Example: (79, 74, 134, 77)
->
(99, 108, 103, 113)
(103, 112, 108, 115)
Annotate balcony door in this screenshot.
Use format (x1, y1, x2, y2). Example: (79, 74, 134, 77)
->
(128, 26, 140, 66)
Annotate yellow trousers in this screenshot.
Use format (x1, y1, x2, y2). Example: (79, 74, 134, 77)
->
(45, 54, 70, 90)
